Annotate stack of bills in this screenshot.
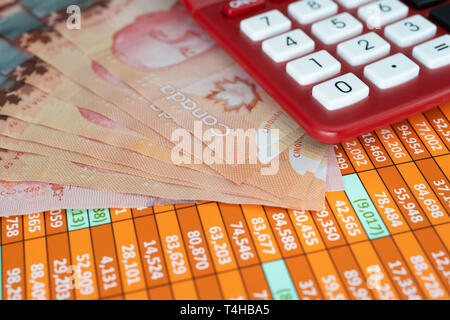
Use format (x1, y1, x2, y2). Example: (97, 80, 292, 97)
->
(0, 0, 344, 215)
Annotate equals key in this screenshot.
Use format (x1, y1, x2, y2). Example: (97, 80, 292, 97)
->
(413, 34, 450, 69)
(434, 42, 449, 51)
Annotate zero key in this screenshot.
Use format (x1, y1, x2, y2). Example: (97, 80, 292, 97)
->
(223, 0, 265, 17)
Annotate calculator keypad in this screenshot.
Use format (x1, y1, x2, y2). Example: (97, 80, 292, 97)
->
(337, 32, 391, 66)
(262, 29, 315, 62)
(240, 9, 291, 41)
(287, 50, 341, 85)
(236, 0, 448, 111)
(364, 53, 420, 89)
(358, 0, 409, 28)
(312, 73, 370, 110)
(311, 12, 363, 44)
(384, 14, 437, 47)
(288, 0, 338, 25)
(412, 34, 450, 69)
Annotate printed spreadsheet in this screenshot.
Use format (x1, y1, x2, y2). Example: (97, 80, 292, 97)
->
(1, 103, 450, 300)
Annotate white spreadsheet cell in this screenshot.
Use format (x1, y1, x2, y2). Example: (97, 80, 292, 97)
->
(240, 9, 292, 41)
(311, 12, 363, 45)
(412, 35, 450, 69)
(364, 53, 420, 89)
(288, 0, 338, 25)
(312, 73, 370, 110)
(337, 32, 391, 66)
(287, 50, 341, 85)
(262, 29, 315, 62)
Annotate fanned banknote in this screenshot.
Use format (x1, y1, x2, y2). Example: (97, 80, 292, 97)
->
(0, 180, 189, 216)
(0, 33, 330, 202)
(1, 2, 326, 185)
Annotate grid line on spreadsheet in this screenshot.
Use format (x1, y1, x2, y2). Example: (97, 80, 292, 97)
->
(101, 219, 137, 300)
(62, 219, 75, 300)
(142, 208, 176, 299)
(237, 203, 274, 298)
(3, 210, 449, 245)
(130, 212, 152, 299)
(89, 217, 449, 293)
(126, 210, 155, 299)
(2, 212, 449, 257)
(201, 203, 233, 300)
(373, 235, 422, 298)
(89, 220, 105, 298)
(304, 207, 355, 299)
(324, 198, 376, 298)
(237, 204, 264, 265)
(108, 220, 128, 298)
(340, 123, 450, 218)
(408, 227, 450, 294)
(174, 205, 209, 299)
(42, 212, 54, 300)
(259, 205, 301, 299)
(261, 205, 326, 299)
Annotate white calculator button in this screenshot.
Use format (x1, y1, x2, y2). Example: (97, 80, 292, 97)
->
(412, 35, 450, 69)
(358, 0, 408, 29)
(336, 0, 372, 9)
(312, 73, 369, 111)
(337, 32, 391, 66)
(240, 9, 291, 41)
(288, 0, 338, 25)
(287, 50, 341, 85)
(364, 53, 419, 89)
(384, 15, 437, 48)
(311, 12, 363, 45)
(262, 29, 315, 62)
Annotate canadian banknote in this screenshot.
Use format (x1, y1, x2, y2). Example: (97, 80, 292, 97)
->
(3, 1, 329, 186)
(0, 33, 331, 203)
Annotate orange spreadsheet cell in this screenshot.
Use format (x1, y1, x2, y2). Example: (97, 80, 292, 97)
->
(341, 138, 374, 172)
(307, 251, 349, 300)
(195, 203, 237, 273)
(350, 242, 399, 300)
(375, 126, 412, 164)
(358, 132, 393, 168)
(90, 224, 123, 298)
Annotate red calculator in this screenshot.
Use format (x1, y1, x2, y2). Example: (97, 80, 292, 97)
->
(182, 0, 450, 143)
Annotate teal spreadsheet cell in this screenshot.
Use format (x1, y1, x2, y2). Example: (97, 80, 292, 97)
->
(88, 209, 111, 227)
(66, 209, 90, 231)
(343, 174, 390, 239)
